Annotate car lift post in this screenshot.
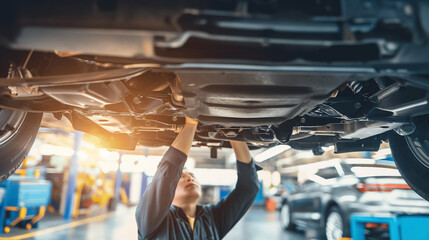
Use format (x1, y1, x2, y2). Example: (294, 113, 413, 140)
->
(64, 131, 83, 220)
(112, 152, 123, 210)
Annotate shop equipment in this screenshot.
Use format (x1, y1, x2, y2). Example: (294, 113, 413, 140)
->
(0, 175, 52, 233)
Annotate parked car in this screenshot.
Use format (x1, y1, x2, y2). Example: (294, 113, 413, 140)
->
(280, 159, 429, 240)
(0, 1, 429, 203)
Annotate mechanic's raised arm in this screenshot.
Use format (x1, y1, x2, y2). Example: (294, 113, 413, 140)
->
(135, 117, 197, 239)
(210, 140, 260, 239)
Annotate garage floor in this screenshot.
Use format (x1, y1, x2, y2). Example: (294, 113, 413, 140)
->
(224, 207, 306, 240)
(0, 206, 307, 240)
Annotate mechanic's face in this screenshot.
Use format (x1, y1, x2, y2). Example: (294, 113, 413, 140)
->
(173, 170, 201, 204)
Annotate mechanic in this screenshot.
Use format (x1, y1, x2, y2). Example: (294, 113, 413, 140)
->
(135, 117, 260, 239)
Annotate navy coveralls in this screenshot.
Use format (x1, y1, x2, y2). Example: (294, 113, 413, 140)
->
(136, 147, 260, 240)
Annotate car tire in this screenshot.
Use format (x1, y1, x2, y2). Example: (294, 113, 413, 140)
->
(389, 115, 429, 201)
(0, 109, 42, 182)
(280, 202, 295, 231)
(324, 206, 347, 240)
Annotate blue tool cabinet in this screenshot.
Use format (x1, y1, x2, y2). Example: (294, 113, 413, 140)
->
(0, 176, 52, 234)
(351, 213, 429, 240)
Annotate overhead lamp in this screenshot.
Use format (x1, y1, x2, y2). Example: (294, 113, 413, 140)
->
(254, 145, 291, 163)
(373, 148, 392, 159)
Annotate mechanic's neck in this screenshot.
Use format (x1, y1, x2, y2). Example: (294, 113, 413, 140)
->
(174, 201, 197, 218)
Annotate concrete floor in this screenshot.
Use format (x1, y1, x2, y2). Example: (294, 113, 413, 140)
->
(0, 206, 307, 240)
(224, 207, 306, 240)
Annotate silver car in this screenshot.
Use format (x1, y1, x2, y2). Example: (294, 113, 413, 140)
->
(280, 159, 429, 240)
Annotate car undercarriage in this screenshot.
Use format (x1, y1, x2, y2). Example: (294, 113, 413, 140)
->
(1, 54, 426, 152)
(1, 0, 429, 200)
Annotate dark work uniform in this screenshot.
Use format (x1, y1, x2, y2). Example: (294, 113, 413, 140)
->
(135, 147, 260, 240)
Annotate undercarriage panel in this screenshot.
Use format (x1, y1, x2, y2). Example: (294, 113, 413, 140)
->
(176, 69, 359, 126)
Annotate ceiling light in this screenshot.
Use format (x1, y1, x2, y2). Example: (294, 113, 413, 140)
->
(254, 145, 291, 163)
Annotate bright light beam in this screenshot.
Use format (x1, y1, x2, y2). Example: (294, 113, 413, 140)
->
(254, 145, 291, 163)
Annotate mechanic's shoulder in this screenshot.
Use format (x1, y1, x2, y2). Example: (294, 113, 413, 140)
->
(200, 203, 218, 214)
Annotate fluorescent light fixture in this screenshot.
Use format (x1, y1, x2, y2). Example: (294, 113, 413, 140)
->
(351, 166, 401, 177)
(373, 148, 392, 159)
(345, 158, 376, 165)
(254, 145, 291, 163)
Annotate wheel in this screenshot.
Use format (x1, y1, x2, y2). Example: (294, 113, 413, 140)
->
(25, 223, 32, 230)
(3, 226, 10, 233)
(280, 202, 295, 231)
(0, 109, 42, 182)
(324, 206, 346, 240)
(389, 115, 429, 201)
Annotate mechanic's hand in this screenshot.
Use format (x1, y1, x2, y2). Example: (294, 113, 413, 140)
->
(185, 116, 198, 125)
(172, 117, 198, 155)
(230, 140, 252, 164)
